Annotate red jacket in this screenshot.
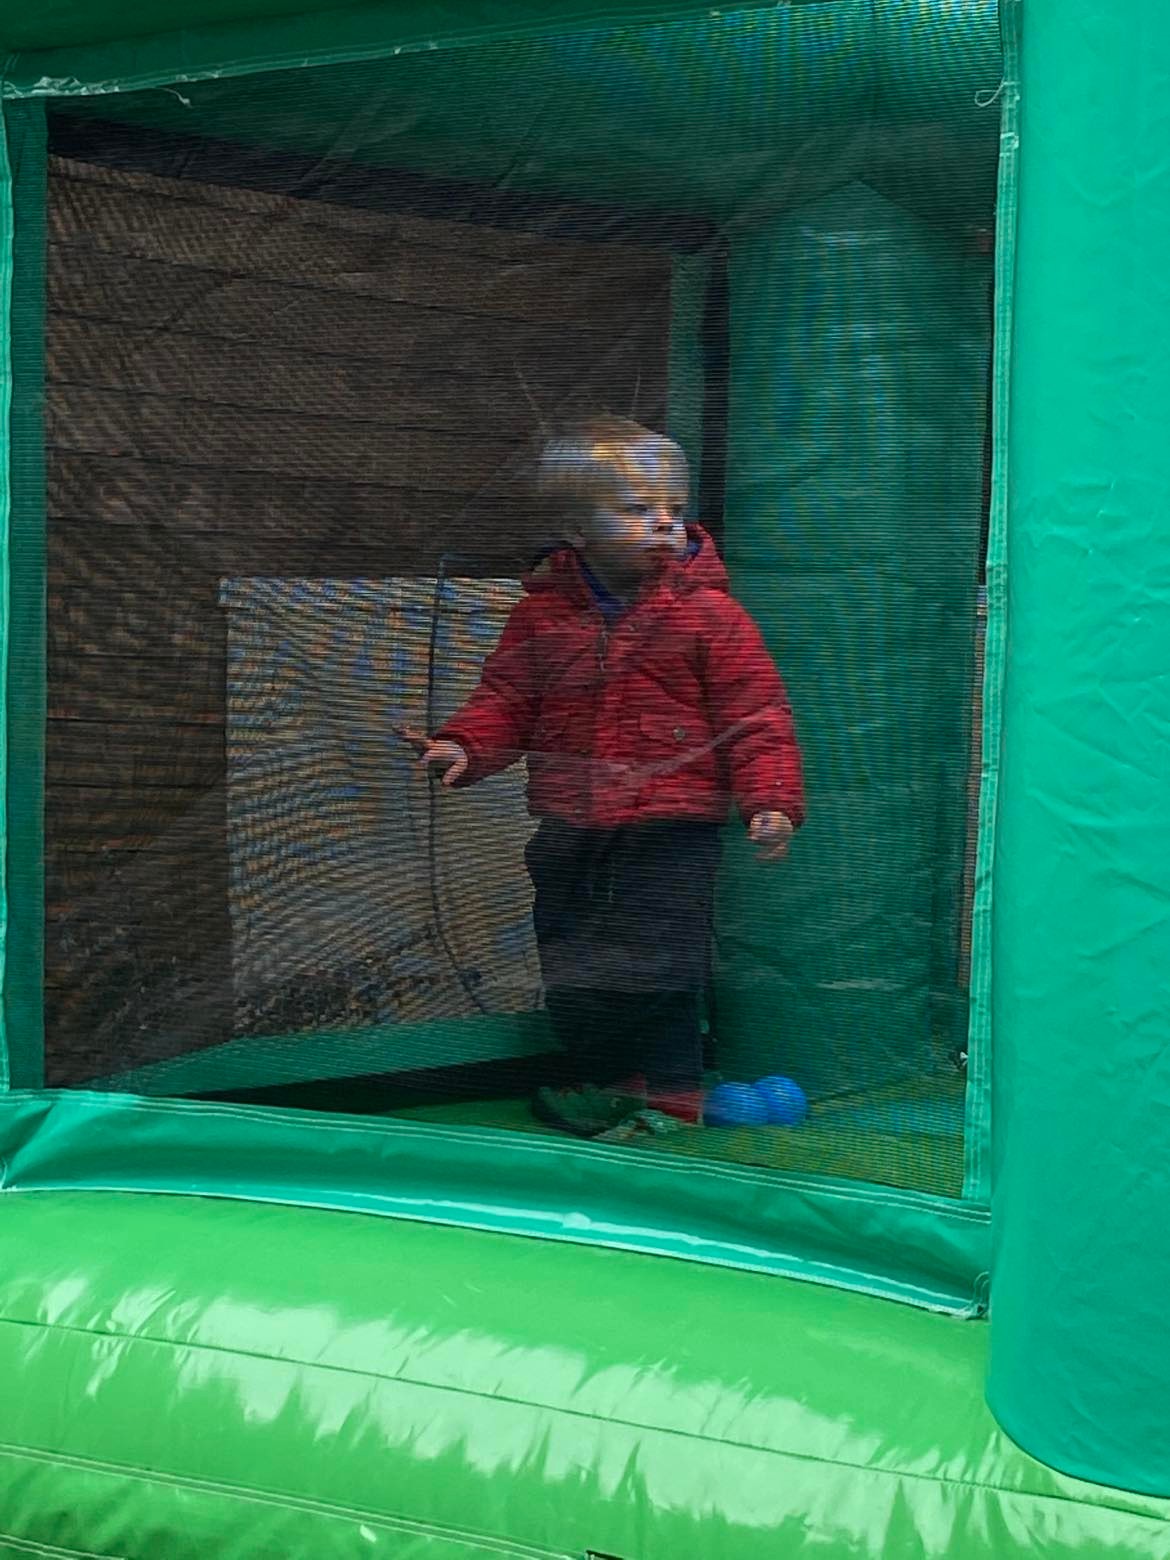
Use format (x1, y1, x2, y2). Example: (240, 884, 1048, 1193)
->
(439, 527, 804, 830)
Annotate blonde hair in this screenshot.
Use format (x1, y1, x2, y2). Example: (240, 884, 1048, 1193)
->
(536, 415, 689, 529)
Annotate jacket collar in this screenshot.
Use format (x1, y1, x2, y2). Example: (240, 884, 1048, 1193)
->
(523, 525, 728, 613)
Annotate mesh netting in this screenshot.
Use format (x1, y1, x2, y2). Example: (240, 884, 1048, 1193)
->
(32, 8, 998, 1195)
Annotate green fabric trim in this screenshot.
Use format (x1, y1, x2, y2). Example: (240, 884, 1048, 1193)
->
(0, 0, 785, 99)
(0, 104, 10, 1089)
(962, 1, 1017, 1204)
(0, 101, 45, 1091)
(0, 1089, 990, 1314)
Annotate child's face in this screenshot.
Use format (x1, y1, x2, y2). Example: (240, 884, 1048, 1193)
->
(577, 471, 688, 591)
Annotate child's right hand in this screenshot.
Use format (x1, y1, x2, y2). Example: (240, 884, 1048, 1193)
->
(399, 726, 469, 786)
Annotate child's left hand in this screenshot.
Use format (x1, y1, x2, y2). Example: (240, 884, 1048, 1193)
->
(749, 810, 794, 863)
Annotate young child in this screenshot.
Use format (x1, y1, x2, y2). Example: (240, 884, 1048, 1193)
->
(416, 415, 804, 1137)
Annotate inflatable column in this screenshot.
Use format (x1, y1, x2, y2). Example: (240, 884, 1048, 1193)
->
(988, 0, 1170, 1495)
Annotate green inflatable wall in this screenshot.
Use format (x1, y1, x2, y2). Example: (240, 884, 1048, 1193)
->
(989, 0, 1170, 1498)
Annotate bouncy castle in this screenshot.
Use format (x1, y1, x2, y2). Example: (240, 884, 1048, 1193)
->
(1, 0, 1169, 1553)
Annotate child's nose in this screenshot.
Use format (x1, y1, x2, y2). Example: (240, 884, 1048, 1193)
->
(650, 507, 676, 531)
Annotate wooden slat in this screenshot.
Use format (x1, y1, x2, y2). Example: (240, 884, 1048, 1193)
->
(50, 174, 671, 328)
(48, 517, 535, 601)
(50, 153, 672, 271)
(46, 779, 225, 855)
(48, 508, 213, 589)
(47, 717, 223, 790)
(46, 839, 228, 911)
(46, 452, 536, 546)
(48, 510, 423, 583)
(48, 896, 228, 946)
(46, 509, 534, 677)
(48, 384, 520, 493)
(49, 317, 549, 439)
(46, 315, 669, 442)
(45, 957, 233, 1088)
(42, 155, 672, 1087)
(48, 583, 218, 666)
(47, 518, 224, 702)
(49, 588, 217, 662)
(47, 655, 223, 728)
(45, 784, 231, 1083)
(47, 245, 662, 377)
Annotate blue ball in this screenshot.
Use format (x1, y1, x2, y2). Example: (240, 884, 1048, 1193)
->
(755, 1075, 809, 1127)
(704, 1082, 769, 1128)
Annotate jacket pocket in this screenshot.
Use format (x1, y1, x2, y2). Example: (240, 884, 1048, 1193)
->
(638, 711, 701, 749)
(636, 712, 717, 788)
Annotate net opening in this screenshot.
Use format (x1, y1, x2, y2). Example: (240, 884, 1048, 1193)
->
(27, 10, 1000, 1200)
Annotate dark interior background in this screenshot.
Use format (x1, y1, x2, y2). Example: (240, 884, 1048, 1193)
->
(43, 120, 681, 1084)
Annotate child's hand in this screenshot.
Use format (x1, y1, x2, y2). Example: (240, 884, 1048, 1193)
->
(418, 736, 469, 786)
(749, 810, 794, 863)
(396, 726, 468, 785)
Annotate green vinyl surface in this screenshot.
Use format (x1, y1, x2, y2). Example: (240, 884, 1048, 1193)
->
(988, 0, 1170, 1498)
(0, 0, 999, 1225)
(3, 0, 1170, 1526)
(90, 1014, 555, 1098)
(0, 1088, 987, 1313)
(0, 1188, 1167, 1558)
(89, 1016, 967, 1199)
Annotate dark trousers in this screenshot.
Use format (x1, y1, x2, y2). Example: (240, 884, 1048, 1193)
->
(524, 818, 721, 1093)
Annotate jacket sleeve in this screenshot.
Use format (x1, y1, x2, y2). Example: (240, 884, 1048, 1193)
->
(702, 596, 806, 828)
(436, 597, 541, 784)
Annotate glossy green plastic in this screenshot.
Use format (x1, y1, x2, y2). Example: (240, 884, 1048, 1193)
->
(0, 1089, 989, 1313)
(988, 0, 1170, 1498)
(0, 1189, 1167, 1558)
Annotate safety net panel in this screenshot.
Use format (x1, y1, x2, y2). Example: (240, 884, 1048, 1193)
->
(27, 3, 1000, 1197)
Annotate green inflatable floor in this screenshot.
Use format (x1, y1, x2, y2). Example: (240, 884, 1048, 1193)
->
(394, 1071, 966, 1197)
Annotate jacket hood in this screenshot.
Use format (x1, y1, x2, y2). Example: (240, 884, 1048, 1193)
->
(522, 524, 728, 605)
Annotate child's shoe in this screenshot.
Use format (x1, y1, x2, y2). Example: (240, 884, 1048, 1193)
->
(533, 1083, 645, 1138)
(646, 1087, 704, 1125)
